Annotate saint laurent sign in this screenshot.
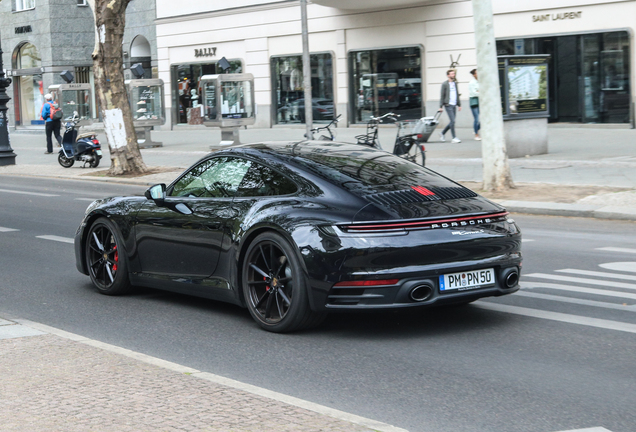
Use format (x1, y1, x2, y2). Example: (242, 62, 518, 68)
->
(195, 47, 217, 58)
(533, 11, 582, 22)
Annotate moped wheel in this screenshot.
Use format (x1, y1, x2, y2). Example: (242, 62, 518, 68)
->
(242, 232, 325, 333)
(85, 217, 131, 295)
(58, 152, 74, 168)
(90, 156, 101, 168)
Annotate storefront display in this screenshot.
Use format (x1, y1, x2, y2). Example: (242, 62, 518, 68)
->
(127, 79, 165, 127)
(48, 83, 93, 125)
(349, 46, 422, 123)
(271, 54, 334, 124)
(498, 55, 549, 118)
(497, 31, 630, 123)
(13, 42, 43, 126)
(200, 73, 255, 127)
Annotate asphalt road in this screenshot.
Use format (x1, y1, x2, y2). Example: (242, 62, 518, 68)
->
(1, 175, 635, 432)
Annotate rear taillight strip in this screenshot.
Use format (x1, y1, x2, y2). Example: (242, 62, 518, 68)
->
(340, 212, 509, 232)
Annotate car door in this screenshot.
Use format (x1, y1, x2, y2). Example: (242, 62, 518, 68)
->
(134, 156, 251, 278)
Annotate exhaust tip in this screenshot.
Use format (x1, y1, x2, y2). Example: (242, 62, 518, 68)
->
(502, 269, 519, 288)
(410, 284, 433, 302)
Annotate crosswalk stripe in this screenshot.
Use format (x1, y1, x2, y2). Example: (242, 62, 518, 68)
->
(36, 235, 74, 244)
(524, 273, 636, 290)
(0, 188, 59, 197)
(597, 247, 636, 254)
(521, 281, 636, 300)
(515, 291, 636, 311)
(475, 302, 636, 334)
(556, 268, 636, 281)
(0, 227, 19, 232)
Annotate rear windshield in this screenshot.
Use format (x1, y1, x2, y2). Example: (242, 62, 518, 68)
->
(290, 143, 462, 193)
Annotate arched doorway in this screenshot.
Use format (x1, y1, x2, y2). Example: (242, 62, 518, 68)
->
(12, 42, 44, 126)
(130, 35, 151, 78)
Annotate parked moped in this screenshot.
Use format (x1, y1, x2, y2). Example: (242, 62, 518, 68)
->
(58, 114, 103, 168)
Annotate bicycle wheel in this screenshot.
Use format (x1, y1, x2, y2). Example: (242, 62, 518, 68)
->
(395, 138, 425, 166)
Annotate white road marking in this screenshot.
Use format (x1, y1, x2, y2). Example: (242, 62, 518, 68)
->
(599, 262, 636, 273)
(0, 188, 59, 197)
(0, 227, 19, 232)
(597, 246, 636, 254)
(75, 198, 98, 202)
(522, 239, 535, 242)
(552, 428, 613, 432)
(475, 302, 636, 334)
(556, 268, 636, 281)
(521, 281, 636, 300)
(524, 273, 636, 290)
(36, 235, 74, 244)
(515, 291, 636, 311)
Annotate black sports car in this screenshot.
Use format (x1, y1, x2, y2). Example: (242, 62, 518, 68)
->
(75, 142, 522, 332)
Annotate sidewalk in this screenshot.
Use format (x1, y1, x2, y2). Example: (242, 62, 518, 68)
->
(0, 317, 404, 432)
(2, 124, 636, 220)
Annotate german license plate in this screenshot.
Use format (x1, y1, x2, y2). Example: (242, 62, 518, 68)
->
(439, 268, 495, 291)
(96, 150, 103, 156)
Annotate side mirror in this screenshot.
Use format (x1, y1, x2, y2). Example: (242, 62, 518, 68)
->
(145, 183, 166, 205)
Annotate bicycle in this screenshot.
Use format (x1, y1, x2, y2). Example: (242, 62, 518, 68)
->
(305, 115, 341, 141)
(356, 112, 426, 166)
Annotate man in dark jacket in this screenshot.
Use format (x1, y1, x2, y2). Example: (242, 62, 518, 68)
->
(438, 69, 462, 143)
(41, 93, 62, 154)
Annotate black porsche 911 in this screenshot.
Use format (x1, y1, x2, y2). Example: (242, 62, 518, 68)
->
(75, 141, 522, 332)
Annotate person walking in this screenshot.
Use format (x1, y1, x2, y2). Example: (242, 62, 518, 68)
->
(438, 69, 461, 143)
(468, 69, 481, 141)
(41, 94, 62, 154)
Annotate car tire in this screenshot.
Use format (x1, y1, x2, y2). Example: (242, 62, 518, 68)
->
(242, 232, 325, 333)
(85, 217, 132, 295)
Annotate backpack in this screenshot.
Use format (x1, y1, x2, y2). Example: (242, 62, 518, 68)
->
(49, 102, 63, 120)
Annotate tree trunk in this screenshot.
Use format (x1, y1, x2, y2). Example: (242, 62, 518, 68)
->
(472, 0, 514, 192)
(89, 0, 146, 176)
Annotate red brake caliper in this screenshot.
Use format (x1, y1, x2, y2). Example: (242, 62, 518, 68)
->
(113, 245, 118, 272)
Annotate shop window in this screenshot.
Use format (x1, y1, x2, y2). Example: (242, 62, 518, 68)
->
(271, 54, 334, 124)
(14, 0, 35, 11)
(349, 46, 422, 123)
(13, 42, 43, 126)
(171, 60, 242, 124)
(77, 0, 87, 5)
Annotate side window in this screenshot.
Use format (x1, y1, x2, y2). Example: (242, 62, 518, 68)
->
(236, 162, 298, 197)
(170, 157, 252, 198)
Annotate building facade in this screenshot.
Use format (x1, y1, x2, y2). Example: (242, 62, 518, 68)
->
(155, 0, 634, 129)
(0, 0, 158, 129)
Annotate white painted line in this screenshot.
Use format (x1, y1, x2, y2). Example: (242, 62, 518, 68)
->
(13, 318, 407, 432)
(515, 291, 636, 311)
(525, 273, 636, 290)
(521, 281, 636, 300)
(36, 235, 74, 244)
(0, 188, 59, 197)
(553, 427, 613, 432)
(475, 302, 636, 334)
(597, 247, 636, 254)
(0, 227, 19, 232)
(599, 262, 636, 273)
(556, 268, 636, 281)
(522, 239, 535, 242)
(75, 198, 98, 202)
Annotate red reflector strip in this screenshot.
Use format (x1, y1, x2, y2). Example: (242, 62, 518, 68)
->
(341, 212, 509, 232)
(334, 279, 400, 287)
(412, 186, 435, 196)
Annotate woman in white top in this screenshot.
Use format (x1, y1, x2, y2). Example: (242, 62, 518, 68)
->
(468, 69, 481, 141)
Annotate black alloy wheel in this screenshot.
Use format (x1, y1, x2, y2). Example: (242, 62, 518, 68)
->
(85, 217, 131, 295)
(395, 138, 425, 166)
(58, 152, 74, 168)
(242, 232, 325, 332)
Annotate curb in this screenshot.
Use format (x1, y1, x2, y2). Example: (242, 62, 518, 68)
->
(495, 200, 636, 221)
(3, 317, 408, 432)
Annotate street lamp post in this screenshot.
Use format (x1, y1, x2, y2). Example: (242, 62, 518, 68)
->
(0, 35, 16, 166)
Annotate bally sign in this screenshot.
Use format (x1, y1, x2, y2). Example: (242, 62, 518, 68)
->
(195, 47, 217, 58)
